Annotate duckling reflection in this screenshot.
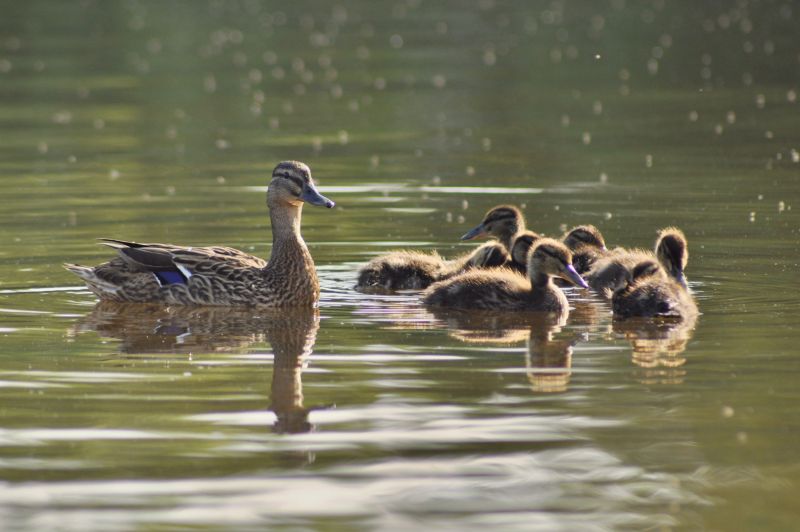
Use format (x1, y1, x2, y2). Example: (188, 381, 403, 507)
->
(427, 307, 563, 344)
(613, 313, 697, 384)
(70, 302, 320, 433)
(526, 324, 576, 394)
(426, 307, 578, 393)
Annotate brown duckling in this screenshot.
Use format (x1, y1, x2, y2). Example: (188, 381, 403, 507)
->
(561, 224, 608, 274)
(355, 204, 524, 291)
(508, 230, 542, 273)
(460, 204, 526, 250)
(585, 227, 689, 296)
(612, 259, 698, 319)
(422, 238, 589, 314)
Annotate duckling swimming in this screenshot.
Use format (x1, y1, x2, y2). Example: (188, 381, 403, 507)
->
(508, 230, 542, 273)
(585, 227, 688, 296)
(460, 204, 525, 250)
(612, 259, 698, 319)
(561, 224, 607, 274)
(355, 204, 524, 291)
(64, 161, 334, 307)
(422, 238, 588, 314)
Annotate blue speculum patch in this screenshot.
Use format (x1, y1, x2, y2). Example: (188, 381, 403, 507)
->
(154, 271, 187, 285)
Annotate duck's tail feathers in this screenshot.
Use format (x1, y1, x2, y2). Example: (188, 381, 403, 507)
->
(63, 263, 121, 297)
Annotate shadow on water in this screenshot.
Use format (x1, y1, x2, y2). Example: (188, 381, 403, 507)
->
(71, 302, 321, 434)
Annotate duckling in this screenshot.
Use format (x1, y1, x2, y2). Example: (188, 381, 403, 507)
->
(460, 204, 525, 250)
(586, 226, 689, 296)
(655, 227, 689, 288)
(561, 224, 608, 274)
(64, 161, 335, 307)
(612, 259, 698, 319)
(508, 230, 542, 273)
(422, 238, 589, 313)
(355, 204, 524, 291)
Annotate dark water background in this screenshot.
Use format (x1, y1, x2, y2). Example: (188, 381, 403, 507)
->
(1, 1, 799, 529)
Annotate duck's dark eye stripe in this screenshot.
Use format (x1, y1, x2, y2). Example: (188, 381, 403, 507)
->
(277, 173, 305, 189)
(538, 247, 569, 267)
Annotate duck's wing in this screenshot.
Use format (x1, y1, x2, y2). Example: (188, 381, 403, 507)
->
(99, 240, 266, 285)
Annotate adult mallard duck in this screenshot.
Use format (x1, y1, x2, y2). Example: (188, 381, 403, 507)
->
(611, 258, 698, 319)
(64, 161, 334, 307)
(354, 204, 524, 291)
(585, 227, 689, 296)
(422, 238, 588, 314)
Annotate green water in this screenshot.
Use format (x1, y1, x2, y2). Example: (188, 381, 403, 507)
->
(1, 0, 799, 529)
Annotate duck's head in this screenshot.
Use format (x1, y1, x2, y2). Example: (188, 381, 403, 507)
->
(269, 161, 335, 209)
(655, 227, 688, 287)
(461, 205, 524, 245)
(528, 238, 589, 288)
(562, 225, 607, 252)
(510, 230, 542, 269)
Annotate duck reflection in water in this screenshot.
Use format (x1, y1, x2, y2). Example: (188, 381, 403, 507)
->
(427, 307, 580, 393)
(613, 313, 697, 385)
(70, 302, 321, 434)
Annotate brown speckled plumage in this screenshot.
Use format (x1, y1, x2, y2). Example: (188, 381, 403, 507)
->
(422, 238, 588, 315)
(64, 161, 334, 307)
(355, 204, 525, 291)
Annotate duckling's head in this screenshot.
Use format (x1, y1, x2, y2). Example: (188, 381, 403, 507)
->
(461, 205, 525, 245)
(631, 259, 662, 282)
(528, 238, 589, 288)
(562, 225, 607, 252)
(269, 161, 335, 209)
(510, 230, 542, 269)
(655, 227, 688, 287)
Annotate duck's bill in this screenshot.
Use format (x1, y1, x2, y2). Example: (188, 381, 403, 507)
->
(561, 264, 589, 289)
(301, 186, 335, 208)
(460, 224, 487, 241)
(672, 271, 688, 289)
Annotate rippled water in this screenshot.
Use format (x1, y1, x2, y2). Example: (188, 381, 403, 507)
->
(1, 1, 800, 530)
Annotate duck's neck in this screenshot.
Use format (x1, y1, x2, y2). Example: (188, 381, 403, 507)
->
(266, 201, 318, 286)
(501, 224, 524, 250)
(529, 270, 552, 291)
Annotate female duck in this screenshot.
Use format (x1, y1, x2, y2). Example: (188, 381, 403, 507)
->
(355, 204, 525, 290)
(585, 227, 688, 296)
(612, 259, 698, 319)
(64, 161, 335, 307)
(422, 238, 589, 314)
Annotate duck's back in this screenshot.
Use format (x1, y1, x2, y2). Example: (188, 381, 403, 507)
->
(586, 248, 654, 294)
(356, 250, 444, 290)
(612, 278, 697, 319)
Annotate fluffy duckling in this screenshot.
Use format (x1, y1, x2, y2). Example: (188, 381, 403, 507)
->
(654, 227, 689, 288)
(508, 230, 542, 273)
(585, 227, 689, 296)
(460, 204, 525, 250)
(561, 224, 607, 274)
(612, 259, 698, 319)
(64, 161, 334, 307)
(355, 204, 524, 291)
(422, 238, 588, 313)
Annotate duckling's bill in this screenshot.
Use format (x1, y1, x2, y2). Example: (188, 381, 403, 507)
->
(460, 224, 486, 240)
(562, 264, 589, 289)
